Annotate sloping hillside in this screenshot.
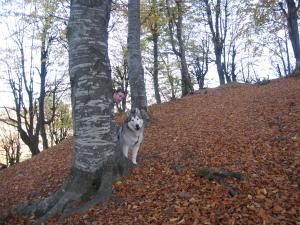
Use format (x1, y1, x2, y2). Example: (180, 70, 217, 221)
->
(1, 76, 299, 225)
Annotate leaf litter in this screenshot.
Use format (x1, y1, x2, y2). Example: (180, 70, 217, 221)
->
(0, 76, 299, 225)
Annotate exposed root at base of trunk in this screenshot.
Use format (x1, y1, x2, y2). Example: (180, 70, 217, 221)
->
(0, 152, 133, 225)
(196, 168, 244, 197)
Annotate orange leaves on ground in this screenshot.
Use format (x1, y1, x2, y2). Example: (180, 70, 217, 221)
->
(1, 77, 300, 224)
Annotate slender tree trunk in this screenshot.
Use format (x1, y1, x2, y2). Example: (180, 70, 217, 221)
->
(277, 38, 288, 76)
(203, 0, 226, 85)
(38, 8, 54, 150)
(10, 39, 41, 156)
(39, 39, 48, 149)
(215, 46, 225, 85)
(152, 30, 161, 104)
(149, 0, 161, 104)
(128, 0, 149, 117)
(231, 45, 237, 82)
(176, 0, 194, 96)
(277, 64, 283, 77)
(285, 32, 292, 74)
(193, 37, 209, 89)
(166, 0, 194, 96)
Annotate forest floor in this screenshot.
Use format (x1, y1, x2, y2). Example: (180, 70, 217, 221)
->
(0, 76, 300, 225)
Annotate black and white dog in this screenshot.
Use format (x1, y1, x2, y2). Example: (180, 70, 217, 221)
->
(118, 108, 144, 164)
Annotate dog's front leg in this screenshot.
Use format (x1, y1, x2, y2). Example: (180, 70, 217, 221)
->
(122, 145, 129, 159)
(131, 144, 140, 164)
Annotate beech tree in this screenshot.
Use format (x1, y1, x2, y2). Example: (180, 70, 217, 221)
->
(160, 53, 181, 100)
(166, 0, 194, 96)
(141, 0, 164, 104)
(0, 130, 21, 167)
(2, 23, 41, 156)
(252, 0, 300, 72)
(11, 1, 132, 224)
(268, 33, 292, 76)
(279, 0, 300, 70)
(46, 100, 72, 146)
(128, 0, 149, 119)
(191, 36, 210, 89)
(33, 0, 70, 150)
(201, 0, 229, 85)
(0, 0, 69, 156)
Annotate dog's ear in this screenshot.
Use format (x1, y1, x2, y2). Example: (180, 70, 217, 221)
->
(125, 110, 131, 119)
(135, 108, 141, 116)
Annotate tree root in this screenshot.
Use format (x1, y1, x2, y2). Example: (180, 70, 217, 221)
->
(196, 168, 244, 197)
(0, 151, 133, 225)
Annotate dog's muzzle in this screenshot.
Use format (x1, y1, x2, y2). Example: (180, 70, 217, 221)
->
(135, 124, 140, 130)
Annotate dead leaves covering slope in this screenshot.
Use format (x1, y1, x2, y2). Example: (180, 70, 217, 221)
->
(0, 77, 299, 225)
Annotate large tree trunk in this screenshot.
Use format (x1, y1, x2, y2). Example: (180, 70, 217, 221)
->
(68, 1, 116, 175)
(128, 0, 149, 118)
(7, 1, 132, 224)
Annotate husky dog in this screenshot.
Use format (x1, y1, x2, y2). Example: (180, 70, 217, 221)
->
(118, 108, 144, 164)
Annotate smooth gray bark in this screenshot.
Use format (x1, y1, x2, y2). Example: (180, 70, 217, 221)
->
(3, 1, 132, 224)
(68, 0, 115, 172)
(151, 21, 161, 104)
(127, 0, 149, 118)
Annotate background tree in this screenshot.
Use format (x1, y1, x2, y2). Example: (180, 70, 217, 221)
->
(160, 52, 181, 100)
(0, 0, 69, 157)
(190, 36, 210, 89)
(251, 0, 299, 73)
(128, 0, 149, 119)
(1, 22, 41, 156)
(222, 8, 243, 84)
(28, 0, 69, 150)
(268, 33, 292, 76)
(166, 0, 194, 96)
(278, 0, 300, 71)
(0, 129, 21, 167)
(110, 1, 130, 111)
(239, 46, 261, 84)
(201, 0, 229, 85)
(141, 0, 165, 104)
(46, 99, 72, 147)
(35, 1, 55, 150)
